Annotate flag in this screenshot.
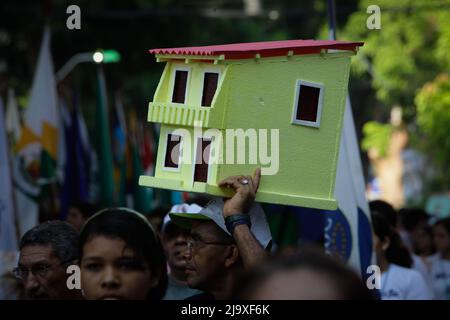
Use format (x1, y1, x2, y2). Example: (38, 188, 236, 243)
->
(112, 93, 127, 206)
(76, 100, 99, 204)
(128, 112, 153, 213)
(23, 26, 59, 182)
(130, 142, 153, 214)
(9, 88, 39, 236)
(59, 94, 90, 219)
(94, 65, 114, 206)
(0, 97, 18, 252)
(56, 98, 69, 189)
(323, 97, 374, 279)
(17, 26, 60, 221)
(5, 88, 21, 145)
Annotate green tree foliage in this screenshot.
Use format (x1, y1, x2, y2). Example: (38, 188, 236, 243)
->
(343, 0, 450, 120)
(343, 1, 450, 191)
(415, 73, 450, 185)
(361, 121, 393, 158)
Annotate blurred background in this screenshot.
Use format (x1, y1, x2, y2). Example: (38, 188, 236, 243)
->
(0, 0, 449, 283)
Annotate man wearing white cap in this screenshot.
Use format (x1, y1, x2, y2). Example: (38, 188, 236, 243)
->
(161, 203, 204, 300)
(170, 168, 272, 300)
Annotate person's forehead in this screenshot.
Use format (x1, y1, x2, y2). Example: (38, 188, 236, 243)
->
(19, 245, 56, 265)
(163, 222, 189, 237)
(82, 235, 136, 259)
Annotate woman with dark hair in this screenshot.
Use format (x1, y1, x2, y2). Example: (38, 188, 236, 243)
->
(79, 208, 167, 300)
(371, 212, 433, 300)
(429, 218, 450, 299)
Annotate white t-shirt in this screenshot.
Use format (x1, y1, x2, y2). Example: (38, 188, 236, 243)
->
(412, 254, 434, 290)
(380, 264, 433, 300)
(428, 254, 450, 300)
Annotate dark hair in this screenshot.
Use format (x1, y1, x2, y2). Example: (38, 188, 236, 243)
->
(70, 201, 102, 220)
(20, 220, 80, 266)
(371, 212, 412, 268)
(434, 217, 450, 233)
(234, 248, 375, 300)
(399, 208, 429, 231)
(369, 200, 397, 227)
(79, 208, 168, 300)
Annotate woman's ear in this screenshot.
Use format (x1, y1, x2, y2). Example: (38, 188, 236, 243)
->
(224, 245, 240, 269)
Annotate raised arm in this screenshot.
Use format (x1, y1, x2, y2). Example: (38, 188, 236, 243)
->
(218, 168, 269, 269)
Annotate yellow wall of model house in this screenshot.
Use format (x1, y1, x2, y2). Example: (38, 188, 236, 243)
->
(155, 124, 221, 190)
(214, 53, 352, 203)
(148, 52, 354, 208)
(153, 60, 225, 107)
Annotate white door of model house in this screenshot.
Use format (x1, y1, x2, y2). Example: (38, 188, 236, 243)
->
(194, 138, 211, 183)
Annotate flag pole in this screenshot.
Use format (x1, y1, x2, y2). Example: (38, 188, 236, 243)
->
(327, 0, 337, 41)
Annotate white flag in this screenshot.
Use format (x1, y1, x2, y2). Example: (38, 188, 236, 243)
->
(13, 26, 58, 236)
(23, 26, 58, 157)
(0, 97, 18, 252)
(5, 88, 21, 143)
(327, 96, 374, 277)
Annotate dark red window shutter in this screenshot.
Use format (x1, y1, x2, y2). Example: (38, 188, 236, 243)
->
(296, 84, 320, 122)
(172, 70, 188, 103)
(194, 138, 211, 183)
(164, 134, 182, 168)
(201, 72, 219, 107)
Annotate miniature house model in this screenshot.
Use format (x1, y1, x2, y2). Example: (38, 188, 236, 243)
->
(139, 39, 363, 210)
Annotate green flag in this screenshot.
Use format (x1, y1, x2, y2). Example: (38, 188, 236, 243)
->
(131, 143, 152, 214)
(95, 65, 115, 206)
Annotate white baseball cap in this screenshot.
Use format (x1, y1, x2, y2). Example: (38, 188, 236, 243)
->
(169, 197, 272, 249)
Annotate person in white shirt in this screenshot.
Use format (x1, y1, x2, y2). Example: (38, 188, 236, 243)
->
(371, 212, 433, 300)
(429, 218, 450, 300)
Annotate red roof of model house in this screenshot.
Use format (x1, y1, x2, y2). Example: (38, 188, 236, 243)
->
(149, 39, 364, 59)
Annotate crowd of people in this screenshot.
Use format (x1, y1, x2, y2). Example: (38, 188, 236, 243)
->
(1, 169, 449, 300)
(370, 201, 450, 300)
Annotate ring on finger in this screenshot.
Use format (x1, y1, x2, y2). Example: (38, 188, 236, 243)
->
(240, 178, 249, 185)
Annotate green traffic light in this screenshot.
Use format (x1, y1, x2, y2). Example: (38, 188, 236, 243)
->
(93, 49, 121, 64)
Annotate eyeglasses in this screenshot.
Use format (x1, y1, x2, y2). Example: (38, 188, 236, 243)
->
(13, 259, 75, 280)
(187, 234, 233, 252)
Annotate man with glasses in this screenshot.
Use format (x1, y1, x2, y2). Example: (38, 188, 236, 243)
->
(161, 203, 204, 300)
(14, 221, 82, 299)
(170, 168, 272, 300)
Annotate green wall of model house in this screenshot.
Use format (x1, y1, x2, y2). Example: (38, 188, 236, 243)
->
(140, 51, 353, 209)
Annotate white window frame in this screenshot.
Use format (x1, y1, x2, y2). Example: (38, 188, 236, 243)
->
(200, 69, 221, 107)
(162, 132, 183, 172)
(170, 65, 191, 104)
(291, 80, 324, 128)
